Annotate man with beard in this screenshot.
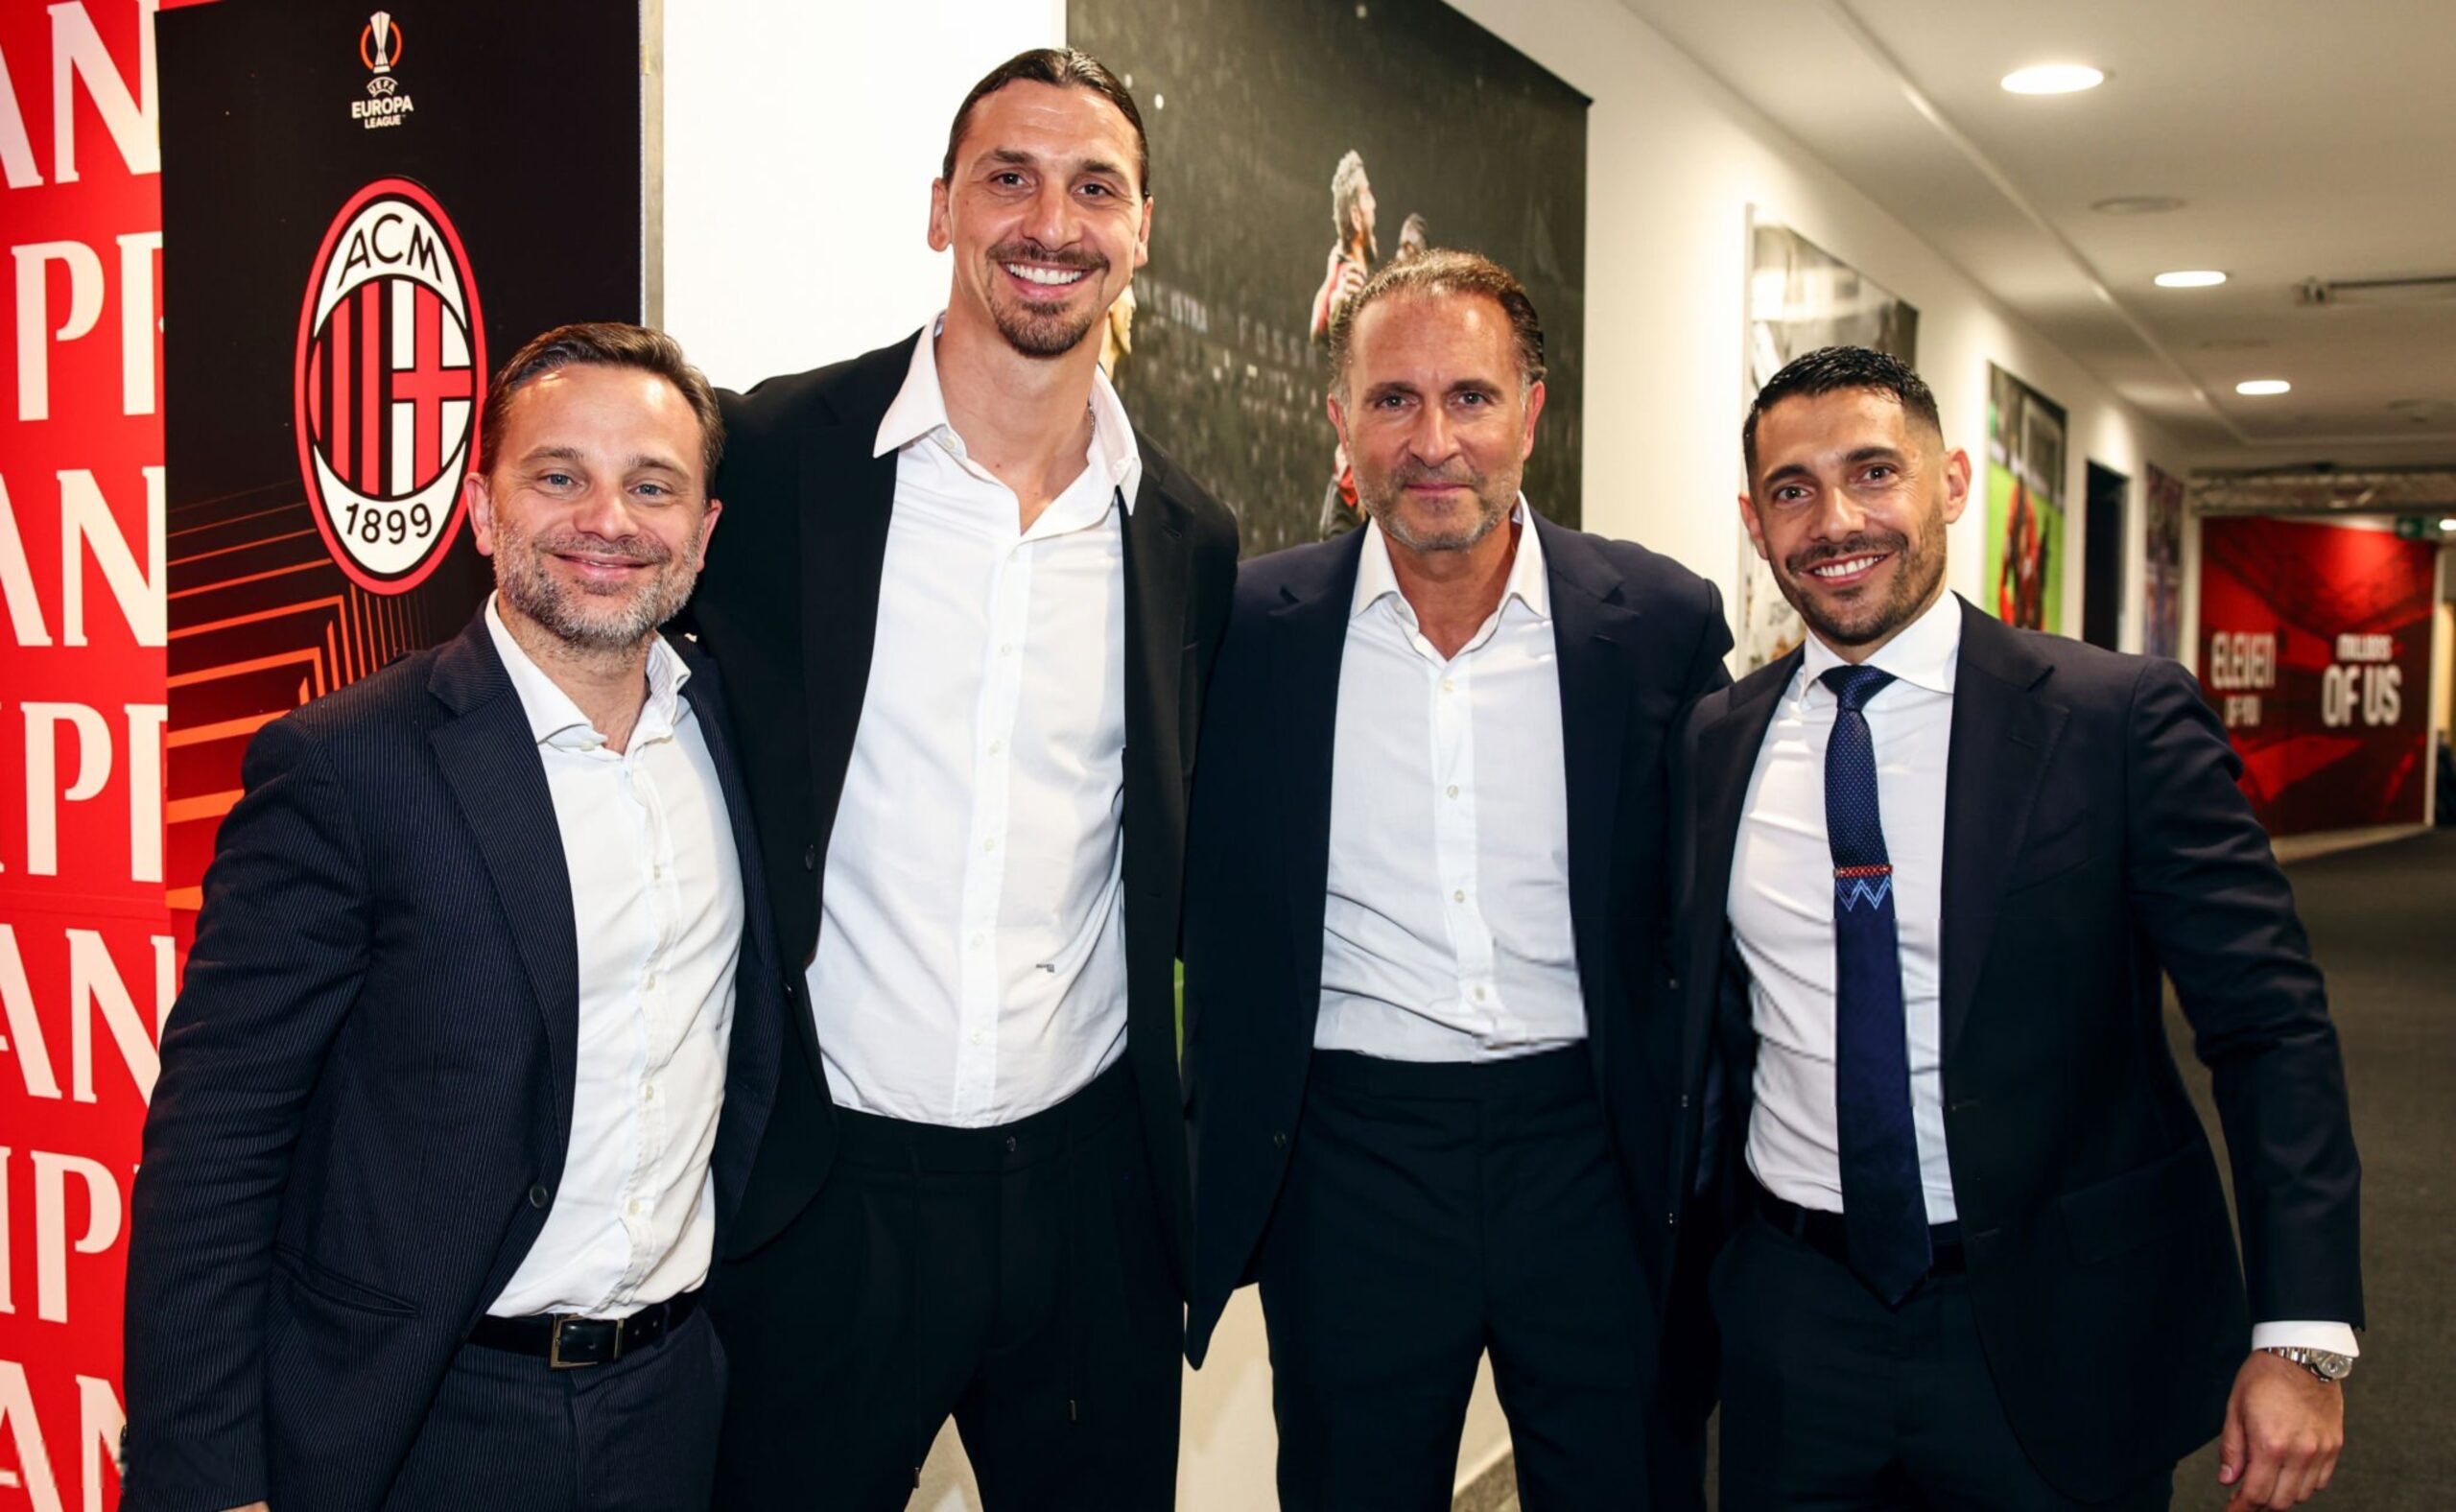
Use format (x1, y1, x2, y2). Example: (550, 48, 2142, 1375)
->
(1661, 347, 2361, 1511)
(1182, 250, 1731, 1509)
(685, 48, 1237, 1512)
(123, 323, 781, 1512)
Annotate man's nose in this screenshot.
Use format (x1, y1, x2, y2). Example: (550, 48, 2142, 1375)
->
(1025, 179, 1076, 248)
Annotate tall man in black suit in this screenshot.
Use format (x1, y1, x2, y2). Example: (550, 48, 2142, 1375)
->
(123, 323, 783, 1511)
(1664, 346, 2361, 1511)
(686, 49, 1238, 1512)
(1183, 250, 1732, 1510)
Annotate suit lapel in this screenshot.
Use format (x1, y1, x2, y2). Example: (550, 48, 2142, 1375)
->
(1681, 653, 1794, 1089)
(426, 617, 580, 1154)
(1122, 448, 1193, 849)
(1270, 530, 1368, 1003)
(1539, 518, 1641, 1046)
(1938, 601, 2066, 1060)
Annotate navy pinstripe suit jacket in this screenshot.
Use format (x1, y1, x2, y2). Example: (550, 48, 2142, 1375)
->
(121, 610, 785, 1512)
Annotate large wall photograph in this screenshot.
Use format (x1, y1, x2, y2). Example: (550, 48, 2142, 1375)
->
(1069, 0, 1589, 554)
(1985, 363, 2068, 635)
(1737, 216, 1920, 670)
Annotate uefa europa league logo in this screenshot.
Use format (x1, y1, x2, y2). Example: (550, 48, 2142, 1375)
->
(365, 12, 398, 74)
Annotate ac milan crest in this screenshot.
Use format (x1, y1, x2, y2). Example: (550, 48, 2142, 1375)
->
(293, 177, 484, 593)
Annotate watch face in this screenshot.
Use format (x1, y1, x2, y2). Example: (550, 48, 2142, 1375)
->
(2316, 1353, 2354, 1381)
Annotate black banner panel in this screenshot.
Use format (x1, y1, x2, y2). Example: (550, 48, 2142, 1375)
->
(157, 1, 641, 919)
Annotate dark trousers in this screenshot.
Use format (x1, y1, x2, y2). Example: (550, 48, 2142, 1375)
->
(1713, 1212, 2174, 1511)
(381, 1306, 725, 1511)
(1259, 1046, 1658, 1512)
(710, 1059, 1181, 1511)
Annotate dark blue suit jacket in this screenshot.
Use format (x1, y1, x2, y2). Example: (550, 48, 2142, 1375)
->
(1659, 599, 2362, 1500)
(1181, 514, 1731, 1365)
(121, 611, 785, 1512)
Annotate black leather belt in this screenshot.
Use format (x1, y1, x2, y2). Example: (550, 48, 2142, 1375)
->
(1751, 1178, 1966, 1279)
(468, 1288, 700, 1369)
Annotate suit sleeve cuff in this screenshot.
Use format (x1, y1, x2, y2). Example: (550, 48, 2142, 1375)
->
(2253, 1321, 2360, 1357)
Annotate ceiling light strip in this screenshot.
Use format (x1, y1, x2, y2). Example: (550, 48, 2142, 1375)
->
(1819, 0, 2255, 447)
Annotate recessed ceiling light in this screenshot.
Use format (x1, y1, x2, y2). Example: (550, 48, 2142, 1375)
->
(2235, 379, 2292, 396)
(2439, 517, 2456, 532)
(2154, 270, 2228, 289)
(2093, 196, 2186, 215)
(2002, 63, 2106, 95)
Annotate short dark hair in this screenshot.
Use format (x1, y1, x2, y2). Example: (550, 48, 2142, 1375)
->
(477, 322, 724, 483)
(941, 49, 1149, 197)
(1327, 248, 1546, 397)
(1743, 345, 1941, 479)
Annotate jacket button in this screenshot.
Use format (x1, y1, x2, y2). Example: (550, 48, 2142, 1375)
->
(782, 979, 797, 999)
(1270, 1130, 1288, 1149)
(1666, 975, 1681, 991)
(802, 845, 817, 871)
(528, 1184, 551, 1210)
(1666, 1211, 1678, 1227)
(1678, 1094, 1691, 1109)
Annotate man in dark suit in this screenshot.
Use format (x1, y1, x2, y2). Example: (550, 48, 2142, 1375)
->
(684, 49, 1237, 1511)
(123, 322, 783, 1512)
(1662, 346, 2362, 1511)
(1183, 249, 1732, 1510)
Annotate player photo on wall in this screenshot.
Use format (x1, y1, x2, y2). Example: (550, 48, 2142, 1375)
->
(1070, 0, 1588, 553)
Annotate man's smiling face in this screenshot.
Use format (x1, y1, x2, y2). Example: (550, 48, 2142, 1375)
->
(1740, 386, 1969, 657)
(931, 80, 1150, 362)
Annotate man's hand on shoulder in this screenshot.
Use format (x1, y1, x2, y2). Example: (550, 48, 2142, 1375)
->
(2219, 1350, 2345, 1509)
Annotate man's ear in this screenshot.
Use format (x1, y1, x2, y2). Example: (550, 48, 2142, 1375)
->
(1942, 446, 1972, 527)
(928, 177, 953, 253)
(466, 471, 498, 556)
(1737, 486, 1771, 562)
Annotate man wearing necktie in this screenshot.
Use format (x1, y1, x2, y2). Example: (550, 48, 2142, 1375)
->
(1658, 347, 2362, 1511)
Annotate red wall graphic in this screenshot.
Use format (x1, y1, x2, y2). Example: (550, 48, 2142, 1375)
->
(0, 3, 181, 1503)
(2199, 516, 2438, 837)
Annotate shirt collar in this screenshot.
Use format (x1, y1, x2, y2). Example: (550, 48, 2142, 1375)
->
(1798, 588, 1962, 699)
(1350, 498, 1549, 622)
(873, 313, 1144, 514)
(484, 594, 691, 751)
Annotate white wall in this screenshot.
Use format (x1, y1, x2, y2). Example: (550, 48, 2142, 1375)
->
(1445, 0, 2196, 658)
(658, 1, 2215, 1506)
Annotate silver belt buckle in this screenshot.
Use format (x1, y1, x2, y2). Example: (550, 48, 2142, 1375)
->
(547, 1313, 617, 1369)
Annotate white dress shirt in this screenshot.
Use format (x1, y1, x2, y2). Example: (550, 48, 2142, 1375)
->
(807, 317, 1140, 1127)
(1314, 507, 1587, 1061)
(1729, 590, 2354, 1355)
(483, 598, 743, 1319)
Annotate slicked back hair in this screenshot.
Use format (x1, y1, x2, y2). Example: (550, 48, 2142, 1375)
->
(941, 49, 1149, 197)
(1743, 345, 1941, 480)
(477, 322, 725, 484)
(1327, 248, 1546, 399)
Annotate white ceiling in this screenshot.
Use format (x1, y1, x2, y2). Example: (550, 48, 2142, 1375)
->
(1615, 0, 2456, 466)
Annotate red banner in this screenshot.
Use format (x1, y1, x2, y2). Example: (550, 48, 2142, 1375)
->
(0, 2, 183, 1503)
(2199, 516, 2438, 837)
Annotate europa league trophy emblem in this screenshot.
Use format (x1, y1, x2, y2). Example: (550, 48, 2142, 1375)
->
(367, 12, 396, 73)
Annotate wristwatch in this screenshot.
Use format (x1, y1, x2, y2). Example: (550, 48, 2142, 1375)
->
(2261, 1346, 2355, 1383)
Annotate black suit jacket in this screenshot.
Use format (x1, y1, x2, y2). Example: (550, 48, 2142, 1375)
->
(122, 612, 785, 1512)
(1181, 516, 1732, 1365)
(685, 332, 1240, 1288)
(1660, 597, 2362, 1501)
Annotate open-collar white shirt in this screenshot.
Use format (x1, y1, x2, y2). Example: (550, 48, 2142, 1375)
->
(1314, 506, 1587, 1061)
(482, 597, 742, 1318)
(805, 316, 1141, 1127)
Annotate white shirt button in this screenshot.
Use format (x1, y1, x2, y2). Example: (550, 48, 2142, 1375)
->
(983, 837, 999, 853)
(1440, 678, 1455, 694)
(626, 1198, 642, 1217)
(1446, 785, 1460, 798)
(970, 933, 986, 949)
(987, 740, 1004, 756)
(1474, 985, 1488, 1002)
(970, 1029, 984, 1046)
(1453, 889, 1467, 903)
(641, 1082, 656, 1102)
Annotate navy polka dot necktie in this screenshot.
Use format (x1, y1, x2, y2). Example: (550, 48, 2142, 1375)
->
(1821, 663, 1929, 1305)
